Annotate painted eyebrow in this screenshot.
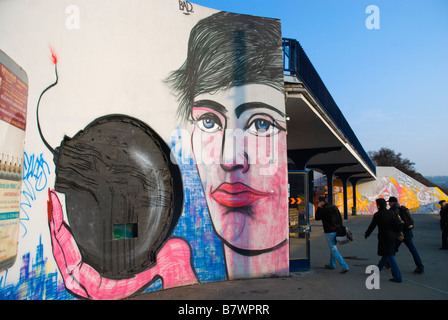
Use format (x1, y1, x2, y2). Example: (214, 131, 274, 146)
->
(235, 102, 286, 119)
(192, 100, 227, 115)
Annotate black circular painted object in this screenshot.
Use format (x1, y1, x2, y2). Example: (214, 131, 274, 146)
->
(53, 115, 183, 279)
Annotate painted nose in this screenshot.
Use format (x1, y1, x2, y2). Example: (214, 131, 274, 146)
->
(220, 152, 249, 172)
(220, 130, 249, 173)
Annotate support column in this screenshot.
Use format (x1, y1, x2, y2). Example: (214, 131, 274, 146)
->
(348, 176, 368, 215)
(308, 163, 358, 205)
(335, 172, 365, 219)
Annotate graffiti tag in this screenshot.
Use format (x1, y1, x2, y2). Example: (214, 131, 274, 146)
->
(179, 0, 194, 15)
(20, 152, 51, 237)
(23, 152, 50, 192)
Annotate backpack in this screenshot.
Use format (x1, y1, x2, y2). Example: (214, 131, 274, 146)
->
(399, 206, 414, 231)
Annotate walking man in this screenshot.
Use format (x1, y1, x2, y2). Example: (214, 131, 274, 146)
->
(439, 200, 448, 250)
(315, 196, 349, 273)
(388, 196, 424, 274)
(365, 198, 403, 283)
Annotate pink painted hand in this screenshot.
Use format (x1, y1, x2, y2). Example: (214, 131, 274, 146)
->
(47, 189, 197, 300)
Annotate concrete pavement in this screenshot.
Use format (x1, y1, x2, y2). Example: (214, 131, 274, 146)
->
(127, 214, 448, 300)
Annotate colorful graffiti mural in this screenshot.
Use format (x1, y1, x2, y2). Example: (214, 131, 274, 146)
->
(0, 0, 288, 300)
(316, 167, 447, 215)
(354, 167, 447, 214)
(0, 237, 75, 300)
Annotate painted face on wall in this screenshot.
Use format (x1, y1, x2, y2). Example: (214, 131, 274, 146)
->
(190, 84, 288, 252)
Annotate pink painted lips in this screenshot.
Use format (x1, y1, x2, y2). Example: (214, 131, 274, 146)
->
(211, 182, 270, 208)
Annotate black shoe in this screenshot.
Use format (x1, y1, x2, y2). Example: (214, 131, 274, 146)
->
(389, 278, 402, 283)
(414, 267, 424, 274)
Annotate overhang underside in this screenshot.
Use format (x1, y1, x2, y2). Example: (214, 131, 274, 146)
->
(285, 81, 376, 182)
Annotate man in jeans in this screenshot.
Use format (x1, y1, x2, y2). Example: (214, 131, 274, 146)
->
(315, 196, 349, 273)
(388, 196, 424, 274)
(438, 200, 448, 250)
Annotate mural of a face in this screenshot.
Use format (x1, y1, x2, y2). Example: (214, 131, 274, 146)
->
(191, 84, 288, 252)
(0, 0, 289, 300)
(167, 10, 288, 267)
(35, 6, 288, 299)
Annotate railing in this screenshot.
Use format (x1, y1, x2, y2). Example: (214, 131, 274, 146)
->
(282, 38, 376, 175)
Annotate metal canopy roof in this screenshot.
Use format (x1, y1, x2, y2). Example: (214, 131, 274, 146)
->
(283, 38, 376, 182)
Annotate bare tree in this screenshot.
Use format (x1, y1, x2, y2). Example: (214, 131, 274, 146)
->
(368, 148, 415, 172)
(369, 148, 448, 194)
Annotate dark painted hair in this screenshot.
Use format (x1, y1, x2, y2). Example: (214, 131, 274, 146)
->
(166, 11, 284, 121)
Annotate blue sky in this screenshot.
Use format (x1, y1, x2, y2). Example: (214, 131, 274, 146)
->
(191, 0, 448, 176)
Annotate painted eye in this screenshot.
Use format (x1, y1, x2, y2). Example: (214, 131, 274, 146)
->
(195, 114, 222, 133)
(255, 119, 270, 131)
(203, 118, 216, 129)
(247, 118, 279, 136)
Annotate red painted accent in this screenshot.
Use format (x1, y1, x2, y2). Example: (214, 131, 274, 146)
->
(49, 46, 58, 65)
(211, 182, 270, 207)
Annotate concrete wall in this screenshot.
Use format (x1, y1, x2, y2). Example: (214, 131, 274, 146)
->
(354, 166, 447, 214)
(0, 0, 289, 300)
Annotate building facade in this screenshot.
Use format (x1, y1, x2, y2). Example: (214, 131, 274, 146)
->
(0, 0, 290, 300)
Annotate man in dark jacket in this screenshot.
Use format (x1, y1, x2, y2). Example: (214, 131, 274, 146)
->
(365, 198, 403, 283)
(439, 200, 448, 250)
(315, 196, 349, 273)
(388, 197, 424, 274)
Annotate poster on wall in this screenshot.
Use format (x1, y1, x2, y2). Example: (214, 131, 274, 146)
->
(0, 50, 28, 272)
